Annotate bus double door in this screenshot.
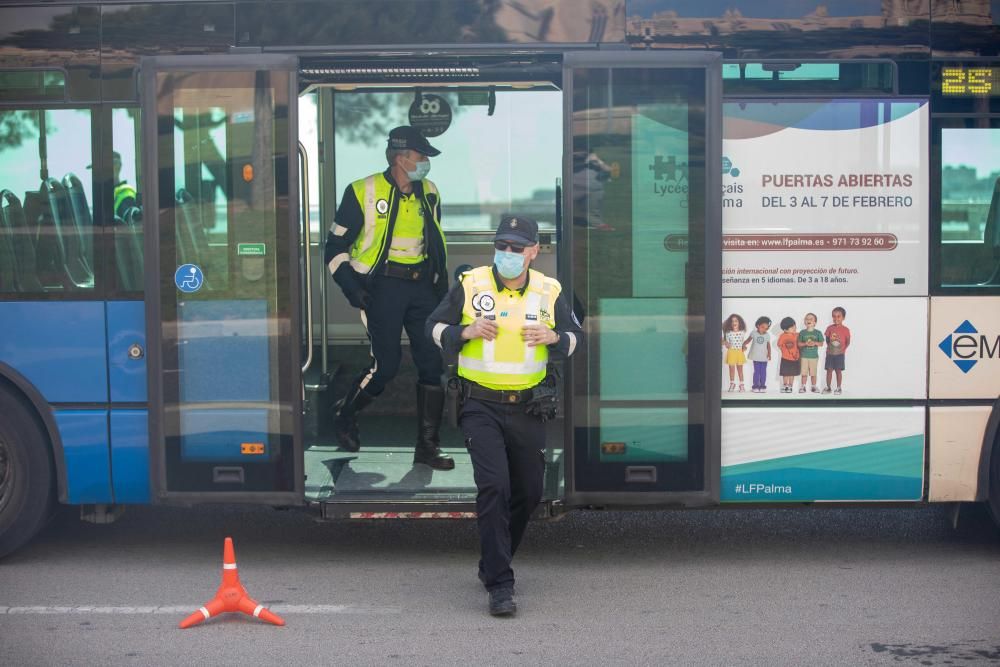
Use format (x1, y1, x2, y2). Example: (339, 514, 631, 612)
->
(140, 52, 720, 508)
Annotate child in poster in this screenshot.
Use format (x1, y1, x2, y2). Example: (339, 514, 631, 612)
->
(777, 317, 801, 393)
(824, 306, 851, 394)
(797, 312, 824, 393)
(746, 316, 772, 393)
(722, 313, 748, 392)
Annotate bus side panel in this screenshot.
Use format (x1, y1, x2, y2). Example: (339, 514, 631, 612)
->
(0, 302, 108, 403)
(110, 409, 149, 504)
(929, 406, 989, 501)
(53, 410, 112, 504)
(107, 301, 146, 403)
(928, 297, 1000, 502)
(929, 297, 1000, 400)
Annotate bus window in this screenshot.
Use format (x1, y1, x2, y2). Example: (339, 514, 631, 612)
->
(0, 70, 66, 103)
(938, 124, 1000, 289)
(0, 108, 95, 293)
(112, 107, 143, 293)
(721, 61, 895, 96)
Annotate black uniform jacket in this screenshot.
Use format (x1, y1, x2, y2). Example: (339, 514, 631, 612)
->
(425, 265, 584, 370)
(323, 169, 448, 299)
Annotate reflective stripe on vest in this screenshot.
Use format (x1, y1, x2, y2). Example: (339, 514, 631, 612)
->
(457, 265, 559, 390)
(349, 174, 441, 274)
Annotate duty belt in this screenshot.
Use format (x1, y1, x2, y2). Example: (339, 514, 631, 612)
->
(464, 381, 533, 405)
(380, 261, 426, 281)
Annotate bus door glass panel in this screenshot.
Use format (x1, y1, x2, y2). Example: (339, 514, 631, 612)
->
(148, 62, 300, 497)
(566, 54, 719, 498)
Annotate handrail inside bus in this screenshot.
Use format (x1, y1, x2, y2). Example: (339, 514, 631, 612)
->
(299, 142, 314, 375)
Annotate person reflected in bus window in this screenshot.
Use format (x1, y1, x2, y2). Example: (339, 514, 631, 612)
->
(778, 316, 801, 394)
(823, 306, 851, 395)
(323, 126, 453, 470)
(571, 149, 614, 231)
(426, 214, 583, 617)
(798, 312, 824, 393)
(112, 151, 137, 221)
(722, 313, 748, 392)
(747, 316, 771, 393)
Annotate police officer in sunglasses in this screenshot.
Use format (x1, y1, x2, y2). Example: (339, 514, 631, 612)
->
(426, 214, 583, 616)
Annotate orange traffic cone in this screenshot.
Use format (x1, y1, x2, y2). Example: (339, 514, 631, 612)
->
(179, 537, 284, 629)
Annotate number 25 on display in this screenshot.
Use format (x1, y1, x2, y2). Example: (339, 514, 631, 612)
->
(942, 67, 994, 96)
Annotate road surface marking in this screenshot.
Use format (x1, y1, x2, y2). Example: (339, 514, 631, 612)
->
(0, 604, 400, 615)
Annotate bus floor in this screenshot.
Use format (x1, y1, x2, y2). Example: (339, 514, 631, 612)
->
(303, 415, 564, 503)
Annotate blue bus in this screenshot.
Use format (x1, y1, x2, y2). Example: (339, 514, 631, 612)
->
(1, 0, 999, 558)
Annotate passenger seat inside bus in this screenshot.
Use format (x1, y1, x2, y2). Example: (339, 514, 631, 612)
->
(38, 177, 93, 288)
(63, 174, 95, 265)
(0, 190, 43, 293)
(114, 205, 144, 291)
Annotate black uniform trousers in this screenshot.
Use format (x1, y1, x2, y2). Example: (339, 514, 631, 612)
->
(358, 272, 443, 395)
(460, 396, 546, 592)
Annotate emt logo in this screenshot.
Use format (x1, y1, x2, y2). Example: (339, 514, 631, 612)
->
(938, 320, 1000, 373)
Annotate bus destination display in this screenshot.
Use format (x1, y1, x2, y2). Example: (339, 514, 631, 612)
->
(940, 66, 1000, 97)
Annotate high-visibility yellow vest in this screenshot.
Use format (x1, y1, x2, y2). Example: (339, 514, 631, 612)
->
(388, 190, 426, 265)
(458, 265, 560, 390)
(348, 173, 442, 272)
(114, 182, 136, 219)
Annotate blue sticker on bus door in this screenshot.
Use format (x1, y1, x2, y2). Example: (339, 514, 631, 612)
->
(175, 264, 204, 293)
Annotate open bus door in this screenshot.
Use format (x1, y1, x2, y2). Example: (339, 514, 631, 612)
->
(562, 52, 722, 507)
(140, 56, 304, 504)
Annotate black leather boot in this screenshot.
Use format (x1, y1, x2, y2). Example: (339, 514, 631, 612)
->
(332, 381, 375, 452)
(413, 384, 455, 470)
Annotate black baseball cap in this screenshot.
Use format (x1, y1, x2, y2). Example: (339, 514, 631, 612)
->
(387, 126, 440, 157)
(494, 214, 538, 246)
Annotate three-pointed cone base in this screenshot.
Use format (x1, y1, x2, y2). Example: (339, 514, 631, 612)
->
(179, 537, 285, 629)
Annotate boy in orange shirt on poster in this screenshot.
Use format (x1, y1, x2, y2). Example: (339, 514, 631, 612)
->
(777, 316, 801, 394)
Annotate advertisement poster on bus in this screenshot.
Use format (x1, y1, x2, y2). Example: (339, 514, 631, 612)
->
(721, 407, 924, 502)
(722, 99, 928, 297)
(720, 297, 927, 399)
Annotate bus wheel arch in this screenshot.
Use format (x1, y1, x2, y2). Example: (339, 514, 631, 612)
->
(0, 364, 67, 503)
(0, 377, 58, 559)
(978, 397, 1000, 526)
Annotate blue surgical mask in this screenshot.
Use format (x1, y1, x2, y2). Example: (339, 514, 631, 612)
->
(494, 250, 525, 279)
(406, 158, 430, 181)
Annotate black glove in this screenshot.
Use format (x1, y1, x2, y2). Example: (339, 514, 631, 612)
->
(345, 284, 371, 310)
(333, 263, 371, 310)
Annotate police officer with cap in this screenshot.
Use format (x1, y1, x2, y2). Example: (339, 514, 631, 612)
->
(426, 214, 583, 616)
(324, 126, 453, 470)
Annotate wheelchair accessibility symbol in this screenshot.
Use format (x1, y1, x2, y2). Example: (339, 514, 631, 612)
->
(175, 264, 204, 293)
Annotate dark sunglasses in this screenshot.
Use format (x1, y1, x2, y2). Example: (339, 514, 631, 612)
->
(494, 241, 527, 253)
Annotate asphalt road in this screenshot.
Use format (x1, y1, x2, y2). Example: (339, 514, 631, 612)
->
(2, 503, 999, 666)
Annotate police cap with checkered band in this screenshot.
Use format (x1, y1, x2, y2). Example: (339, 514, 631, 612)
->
(387, 126, 440, 157)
